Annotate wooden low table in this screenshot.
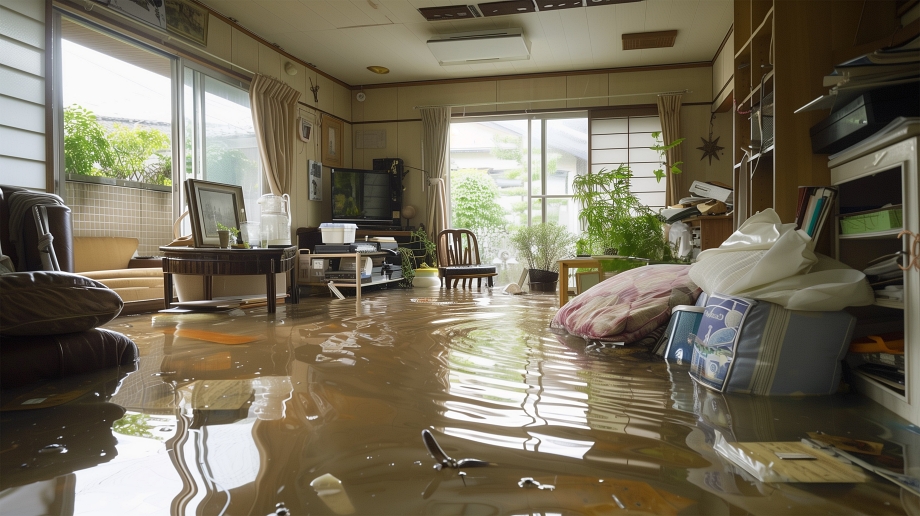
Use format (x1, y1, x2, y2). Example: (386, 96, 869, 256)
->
(159, 246, 298, 313)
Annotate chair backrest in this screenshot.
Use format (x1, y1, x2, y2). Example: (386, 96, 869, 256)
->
(437, 229, 482, 267)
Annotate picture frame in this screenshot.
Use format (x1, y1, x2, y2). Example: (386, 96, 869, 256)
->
(575, 271, 602, 295)
(322, 113, 343, 168)
(298, 117, 313, 143)
(308, 160, 322, 201)
(164, 0, 209, 46)
(108, 0, 167, 29)
(185, 179, 245, 247)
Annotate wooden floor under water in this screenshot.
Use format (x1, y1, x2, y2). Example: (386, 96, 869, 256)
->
(2, 287, 919, 515)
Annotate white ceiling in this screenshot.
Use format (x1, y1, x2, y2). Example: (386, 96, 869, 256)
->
(201, 0, 734, 86)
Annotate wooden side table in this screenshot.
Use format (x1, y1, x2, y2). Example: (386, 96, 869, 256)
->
(557, 258, 603, 306)
(159, 246, 298, 313)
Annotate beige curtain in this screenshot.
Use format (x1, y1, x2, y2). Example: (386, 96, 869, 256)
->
(656, 93, 683, 206)
(420, 106, 451, 238)
(249, 74, 301, 196)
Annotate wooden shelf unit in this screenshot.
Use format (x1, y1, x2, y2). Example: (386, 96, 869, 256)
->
(830, 121, 919, 425)
(731, 0, 841, 231)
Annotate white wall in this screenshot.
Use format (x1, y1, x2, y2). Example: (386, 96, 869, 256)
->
(0, 0, 46, 190)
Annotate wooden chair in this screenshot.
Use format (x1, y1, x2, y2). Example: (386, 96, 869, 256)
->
(436, 229, 498, 289)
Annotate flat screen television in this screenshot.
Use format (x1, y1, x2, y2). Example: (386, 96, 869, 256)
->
(331, 167, 395, 225)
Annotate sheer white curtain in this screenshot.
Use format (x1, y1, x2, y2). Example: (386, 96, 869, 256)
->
(249, 74, 300, 195)
(656, 93, 683, 206)
(420, 106, 451, 238)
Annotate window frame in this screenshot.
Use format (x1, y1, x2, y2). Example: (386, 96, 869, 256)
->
(449, 110, 588, 228)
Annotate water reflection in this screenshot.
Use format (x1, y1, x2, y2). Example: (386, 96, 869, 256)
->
(0, 289, 918, 514)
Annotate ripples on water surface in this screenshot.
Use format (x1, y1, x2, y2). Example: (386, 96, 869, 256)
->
(1, 289, 918, 514)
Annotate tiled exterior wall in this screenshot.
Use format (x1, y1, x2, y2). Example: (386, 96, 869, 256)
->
(66, 181, 173, 257)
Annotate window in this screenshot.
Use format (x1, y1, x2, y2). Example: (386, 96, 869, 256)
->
(60, 16, 175, 256)
(449, 113, 588, 285)
(449, 114, 587, 232)
(182, 66, 262, 226)
(590, 113, 665, 212)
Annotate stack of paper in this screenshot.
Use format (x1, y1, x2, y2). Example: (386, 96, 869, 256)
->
(797, 34, 919, 112)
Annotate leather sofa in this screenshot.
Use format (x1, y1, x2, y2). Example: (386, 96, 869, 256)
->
(0, 185, 138, 390)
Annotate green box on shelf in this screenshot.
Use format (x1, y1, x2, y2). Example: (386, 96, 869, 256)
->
(840, 206, 903, 235)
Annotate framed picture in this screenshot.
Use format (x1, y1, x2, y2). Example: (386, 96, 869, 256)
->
(308, 160, 322, 201)
(164, 0, 209, 46)
(322, 113, 343, 168)
(298, 117, 313, 143)
(185, 179, 245, 247)
(108, 0, 167, 29)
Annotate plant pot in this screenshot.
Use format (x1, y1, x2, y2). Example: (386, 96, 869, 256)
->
(528, 268, 558, 292)
(217, 230, 230, 248)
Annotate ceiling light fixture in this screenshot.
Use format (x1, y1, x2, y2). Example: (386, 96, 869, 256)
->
(367, 66, 390, 74)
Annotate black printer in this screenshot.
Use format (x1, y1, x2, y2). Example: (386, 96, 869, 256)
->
(809, 82, 919, 155)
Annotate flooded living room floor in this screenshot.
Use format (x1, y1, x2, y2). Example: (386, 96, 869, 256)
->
(2, 287, 919, 515)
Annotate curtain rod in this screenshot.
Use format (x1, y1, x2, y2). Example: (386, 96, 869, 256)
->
(413, 90, 690, 110)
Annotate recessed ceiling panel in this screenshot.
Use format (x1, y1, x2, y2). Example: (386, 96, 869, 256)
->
(478, 0, 537, 17)
(622, 30, 678, 50)
(536, 1, 585, 11)
(418, 5, 479, 22)
(586, 0, 643, 6)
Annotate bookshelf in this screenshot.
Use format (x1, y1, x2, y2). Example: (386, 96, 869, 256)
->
(730, 0, 846, 235)
(829, 120, 919, 425)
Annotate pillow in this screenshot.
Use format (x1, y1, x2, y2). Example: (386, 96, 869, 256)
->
(0, 271, 124, 336)
(551, 264, 701, 344)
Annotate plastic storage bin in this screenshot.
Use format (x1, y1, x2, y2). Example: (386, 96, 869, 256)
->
(319, 223, 357, 244)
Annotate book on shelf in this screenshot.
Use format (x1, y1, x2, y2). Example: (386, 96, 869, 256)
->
(794, 186, 837, 239)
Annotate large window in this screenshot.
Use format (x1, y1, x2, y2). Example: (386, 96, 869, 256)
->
(449, 114, 588, 284)
(58, 13, 262, 254)
(449, 114, 587, 232)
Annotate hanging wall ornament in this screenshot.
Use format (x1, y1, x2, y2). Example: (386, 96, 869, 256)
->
(697, 113, 725, 165)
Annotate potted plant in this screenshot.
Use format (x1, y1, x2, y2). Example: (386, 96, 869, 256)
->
(510, 223, 576, 292)
(571, 164, 672, 265)
(650, 131, 685, 183)
(215, 222, 240, 249)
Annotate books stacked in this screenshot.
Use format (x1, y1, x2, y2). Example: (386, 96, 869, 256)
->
(849, 333, 906, 392)
(794, 186, 837, 239)
(797, 34, 919, 113)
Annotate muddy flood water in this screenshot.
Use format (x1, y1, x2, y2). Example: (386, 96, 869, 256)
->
(2, 288, 919, 515)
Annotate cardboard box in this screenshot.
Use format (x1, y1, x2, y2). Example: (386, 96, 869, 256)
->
(689, 181, 734, 204)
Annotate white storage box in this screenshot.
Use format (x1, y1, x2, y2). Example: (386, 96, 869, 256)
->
(319, 223, 357, 244)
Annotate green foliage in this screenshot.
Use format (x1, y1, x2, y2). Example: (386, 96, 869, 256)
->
(411, 227, 437, 267)
(571, 164, 671, 260)
(206, 144, 255, 188)
(107, 123, 172, 185)
(215, 221, 239, 237)
(491, 134, 522, 162)
(63, 105, 172, 185)
(509, 222, 575, 272)
(650, 131, 685, 183)
(113, 412, 162, 440)
(396, 247, 417, 287)
(450, 169, 506, 233)
(63, 105, 114, 176)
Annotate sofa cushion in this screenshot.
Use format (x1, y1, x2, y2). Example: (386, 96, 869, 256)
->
(73, 237, 138, 273)
(551, 264, 701, 344)
(81, 268, 164, 302)
(0, 327, 138, 388)
(0, 271, 124, 336)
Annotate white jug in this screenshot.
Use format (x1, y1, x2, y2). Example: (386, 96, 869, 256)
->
(258, 193, 291, 246)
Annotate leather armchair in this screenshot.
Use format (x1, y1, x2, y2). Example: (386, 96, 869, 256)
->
(0, 184, 74, 272)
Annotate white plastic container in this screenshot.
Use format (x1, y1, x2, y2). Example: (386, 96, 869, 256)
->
(319, 223, 358, 244)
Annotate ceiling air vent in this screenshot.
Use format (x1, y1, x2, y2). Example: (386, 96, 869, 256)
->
(427, 29, 531, 65)
(622, 30, 678, 50)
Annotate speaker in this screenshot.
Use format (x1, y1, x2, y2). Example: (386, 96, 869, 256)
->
(655, 305, 705, 364)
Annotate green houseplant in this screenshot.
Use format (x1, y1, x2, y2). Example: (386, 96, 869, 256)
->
(571, 164, 672, 263)
(650, 131, 685, 183)
(510, 223, 576, 291)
